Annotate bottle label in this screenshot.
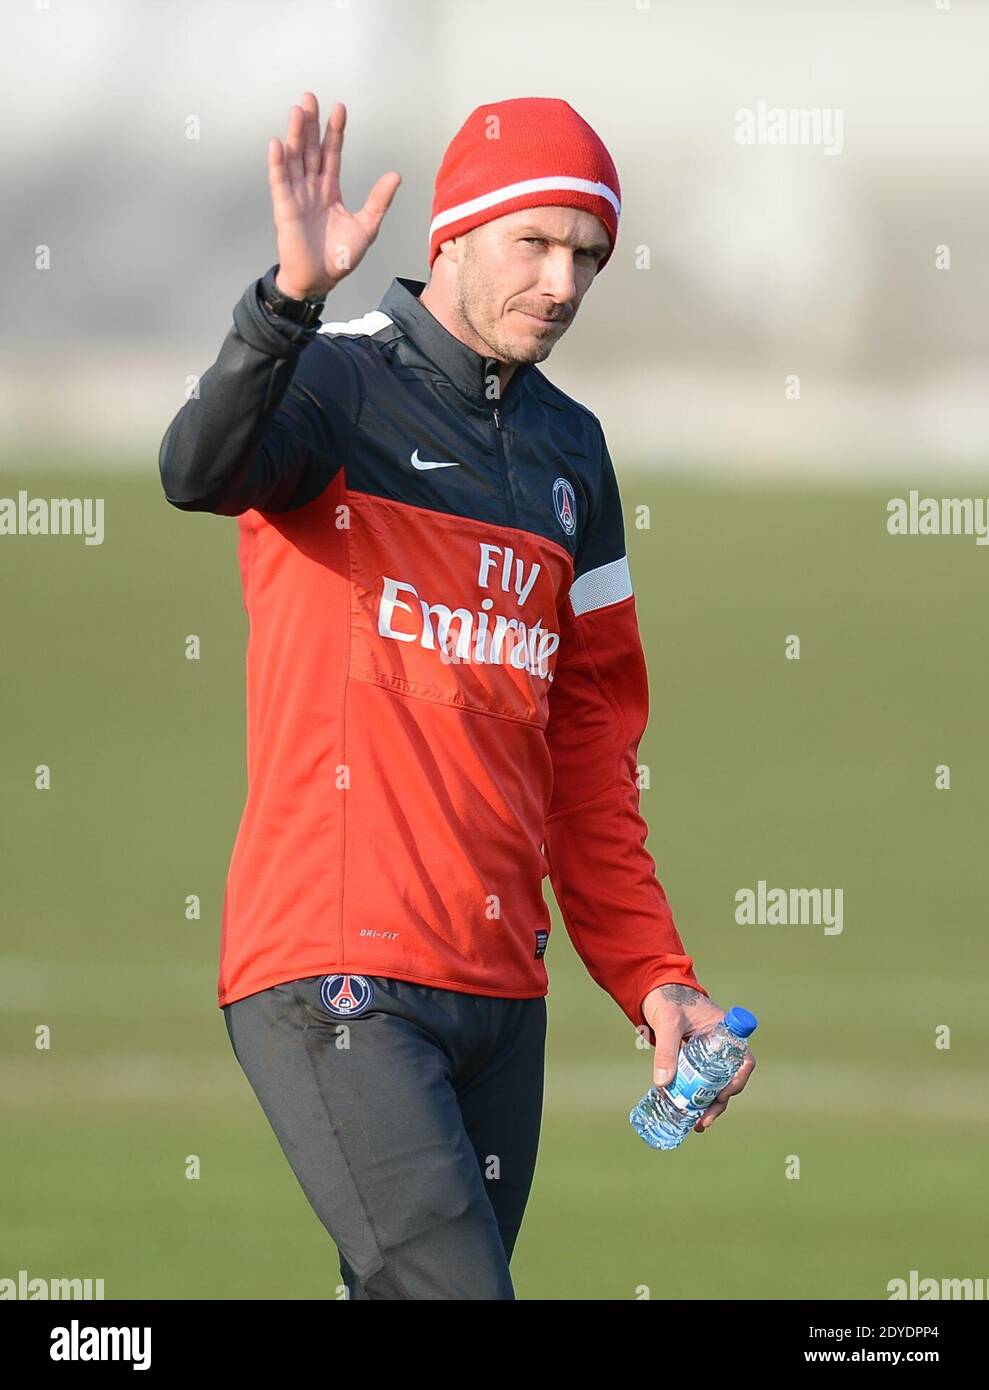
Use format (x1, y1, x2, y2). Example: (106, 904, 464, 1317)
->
(665, 1054, 720, 1114)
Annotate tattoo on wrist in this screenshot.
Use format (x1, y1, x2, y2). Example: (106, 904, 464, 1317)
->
(658, 984, 702, 1006)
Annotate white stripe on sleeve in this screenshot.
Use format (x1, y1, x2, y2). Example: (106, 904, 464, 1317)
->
(569, 554, 633, 617)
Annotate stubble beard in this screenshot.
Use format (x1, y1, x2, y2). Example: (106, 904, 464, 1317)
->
(455, 251, 561, 367)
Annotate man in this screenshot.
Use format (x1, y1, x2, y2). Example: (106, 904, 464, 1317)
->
(158, 93, 754, 1300)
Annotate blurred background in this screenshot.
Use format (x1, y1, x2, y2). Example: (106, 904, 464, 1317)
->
(2, 0, 987, 1300)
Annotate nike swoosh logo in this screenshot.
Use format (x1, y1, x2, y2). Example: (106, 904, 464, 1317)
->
(411, 448, 460, 471)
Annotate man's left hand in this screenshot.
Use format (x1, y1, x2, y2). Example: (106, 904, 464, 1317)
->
(641, 983, 756, 1133)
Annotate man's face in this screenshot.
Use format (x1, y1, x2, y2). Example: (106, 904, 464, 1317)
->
(447, 206, 610, 366)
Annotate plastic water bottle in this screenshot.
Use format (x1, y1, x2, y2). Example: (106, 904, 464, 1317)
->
(629, 1005, 758, 1150)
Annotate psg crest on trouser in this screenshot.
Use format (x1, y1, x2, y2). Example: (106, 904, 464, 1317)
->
(319, 973, 376, 1017)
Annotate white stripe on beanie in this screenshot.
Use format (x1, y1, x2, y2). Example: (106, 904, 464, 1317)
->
(429, 175, 621, 237)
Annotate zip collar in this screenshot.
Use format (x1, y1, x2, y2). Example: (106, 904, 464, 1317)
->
(376, 276, 533, 413)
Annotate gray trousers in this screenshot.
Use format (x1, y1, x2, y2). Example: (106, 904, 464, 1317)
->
(223, 973, 547, 1299)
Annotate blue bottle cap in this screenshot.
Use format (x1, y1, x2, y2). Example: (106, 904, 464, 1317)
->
(723, 1006, 758, 1038)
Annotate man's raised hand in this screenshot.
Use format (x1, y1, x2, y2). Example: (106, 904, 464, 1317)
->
(268, 94, 401, 301)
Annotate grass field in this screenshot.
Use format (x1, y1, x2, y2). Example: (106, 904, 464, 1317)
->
(2, 466, 987, 1300)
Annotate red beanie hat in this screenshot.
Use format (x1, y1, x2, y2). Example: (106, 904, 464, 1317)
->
(428, 97, 621, 274)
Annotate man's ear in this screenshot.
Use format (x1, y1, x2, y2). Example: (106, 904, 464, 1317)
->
(439, 234, 462, 265)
